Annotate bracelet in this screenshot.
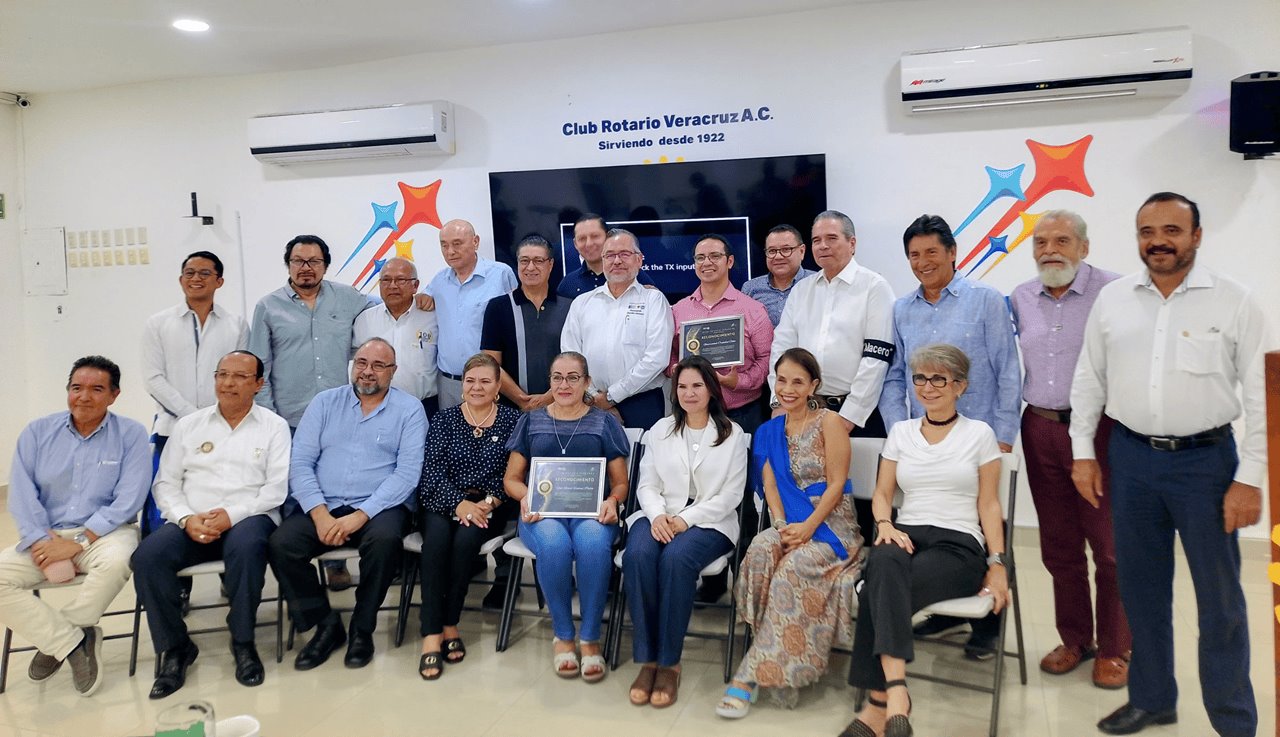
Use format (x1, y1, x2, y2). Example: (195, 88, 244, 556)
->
(875, 519, 893, 526)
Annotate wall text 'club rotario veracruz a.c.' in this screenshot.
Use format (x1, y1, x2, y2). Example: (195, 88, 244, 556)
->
(561, 106, 774, 151)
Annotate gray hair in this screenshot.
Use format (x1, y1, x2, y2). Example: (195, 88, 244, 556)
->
(908, 343, 969, 383)
(516, 235, 554, 261)
(1036, 210, 1088, 241)
(605, 228, 640, 252)
(383, 256, 418, 279)
(813, 210, 856, 238)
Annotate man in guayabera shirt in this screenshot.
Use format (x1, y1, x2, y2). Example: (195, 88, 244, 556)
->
(1010, 210, 1128, 690)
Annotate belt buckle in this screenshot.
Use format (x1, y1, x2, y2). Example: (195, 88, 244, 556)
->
(1149, 436, 1179, 452)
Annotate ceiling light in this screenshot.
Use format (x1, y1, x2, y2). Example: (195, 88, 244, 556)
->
(172, 19, 210, 33)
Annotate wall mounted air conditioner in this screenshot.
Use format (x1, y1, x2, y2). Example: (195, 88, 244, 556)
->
(248, 101, 454, 164)
(901, 27, 1192, 113)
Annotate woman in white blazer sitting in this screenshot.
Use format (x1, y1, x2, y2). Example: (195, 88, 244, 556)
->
(623, 355, 748, 709)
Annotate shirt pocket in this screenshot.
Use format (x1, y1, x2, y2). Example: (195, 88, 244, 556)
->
(622, 310, 647, 347)
(1174, 331, 1226, 375)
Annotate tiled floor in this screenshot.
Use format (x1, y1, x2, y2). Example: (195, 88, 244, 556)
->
(0, 503, 1273, 737)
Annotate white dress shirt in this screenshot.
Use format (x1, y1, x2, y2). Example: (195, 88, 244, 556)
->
(142, 302, 249, 436)
(770, 257, 895, 427)
(1069, 264, 1272, 487)
(626, 416, 748, 545)
(153, 404, 292, 526)
(561, 280, 674, 403)
(353, 303, 439, 400)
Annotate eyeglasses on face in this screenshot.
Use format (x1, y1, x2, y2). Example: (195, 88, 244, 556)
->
(382, 277, 418, 287)
(289, 258, 325, 269)
(213, 371, 255, 382)
(693, 252, 727, 264)
(182, 269, 216, 279)
(765, 246, 798, 259)
(911, 373, 953, 388)
(354, 359, 396, 372)
(601, 251, 637, 262)
(517, 257, 552, 267)
(549, 373, 584, 385)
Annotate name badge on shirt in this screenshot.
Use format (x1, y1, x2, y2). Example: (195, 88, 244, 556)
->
(199, 441, 214, 453)
(626, 303, 646, 316)
(253, 447, 264, 459)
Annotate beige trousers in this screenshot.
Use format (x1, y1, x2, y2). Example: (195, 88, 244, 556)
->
(0, 525, 138, 660)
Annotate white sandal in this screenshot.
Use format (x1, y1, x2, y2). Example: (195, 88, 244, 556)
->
(715, 683, 758, 719)
(553, 639, 579, 679)
(580, 641, 606, 683)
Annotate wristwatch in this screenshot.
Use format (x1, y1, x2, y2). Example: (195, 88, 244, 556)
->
(72, 532, 89, 547)
(771, 518, 786, 531)
(485, 495, 501, 509)
(986, 552, 1007, 568)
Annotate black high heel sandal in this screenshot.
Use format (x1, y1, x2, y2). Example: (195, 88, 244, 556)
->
(838, 693, 887, 737)
(883, 679, 913, 737)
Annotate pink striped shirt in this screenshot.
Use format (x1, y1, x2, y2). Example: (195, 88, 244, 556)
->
(669, 284, 774, 410)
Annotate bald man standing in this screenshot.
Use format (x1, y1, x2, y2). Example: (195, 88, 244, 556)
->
(426, 220, 518, 409)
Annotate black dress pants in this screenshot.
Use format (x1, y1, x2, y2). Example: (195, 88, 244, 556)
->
(418, 501, 516, 636)
(268, 505, 407, 635)
(847, 524, 986, 690)
(132, 515, 276, 653)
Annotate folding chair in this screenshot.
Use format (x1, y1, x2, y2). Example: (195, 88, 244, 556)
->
(284, 547, 402, 650)
(496, 427, 644, 653)
(906, 452, 1028, 737)
(605, 433, 752, 683)
(128, 560, 285, 678)
(0, 575, 138, 693)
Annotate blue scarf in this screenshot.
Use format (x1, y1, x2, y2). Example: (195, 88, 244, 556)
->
(752, 416, 850, 560)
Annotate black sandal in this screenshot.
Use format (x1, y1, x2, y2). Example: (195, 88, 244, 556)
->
(419, 652, 444, 680)
(839, 693, 887, 737)
(883, 679, 913, 737)
(443, 637, 466, 664)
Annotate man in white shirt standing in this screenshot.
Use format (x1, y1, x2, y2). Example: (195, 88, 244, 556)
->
(141, 251, 249, 532)
(561, 228, 674, 430)
(353, 256, 439, 417)
(1070, 192, 1268, 737)
(132, 350, 291, 700)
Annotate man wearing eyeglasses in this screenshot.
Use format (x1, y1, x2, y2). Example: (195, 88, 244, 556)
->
(425, 219, 518, 410)
(562, 228, 674, 430)
(248, 236, 373, 430)
(268, 338, 427, 671)
(132, 351, 291, 699)
(354, 257, 440, 418)
(556, 213, 655, 298)
(141, 252, 249, 532)
(741, 224, 814, 328)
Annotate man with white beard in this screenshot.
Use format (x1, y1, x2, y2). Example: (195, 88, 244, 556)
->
(1009, 210, 1129, 689)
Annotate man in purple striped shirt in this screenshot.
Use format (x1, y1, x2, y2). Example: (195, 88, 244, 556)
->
(1010, 210, 1129, 689)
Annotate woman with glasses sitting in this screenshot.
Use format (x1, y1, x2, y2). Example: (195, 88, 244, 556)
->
(504, 351, 631, 682)
(718, 347, 862, 718)
(623, 356, 747, 709)
(415, 353, 521, 680)
(841, 344, 1008, 737)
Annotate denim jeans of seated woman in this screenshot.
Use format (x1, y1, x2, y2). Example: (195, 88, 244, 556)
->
(518, 517, 619, 642)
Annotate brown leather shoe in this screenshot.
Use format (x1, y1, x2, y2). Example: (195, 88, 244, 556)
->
(1091, 655, 1129, 689)
(1039, 643, 1095, 674)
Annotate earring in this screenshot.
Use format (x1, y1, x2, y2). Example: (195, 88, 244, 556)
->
(582, 392, 592, 405)
(807, 397, 820, 411)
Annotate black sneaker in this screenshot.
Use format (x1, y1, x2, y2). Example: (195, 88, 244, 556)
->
(964, 631, 999, 661)
(913, 615, 967, 637)
(66, 626, 103, 696)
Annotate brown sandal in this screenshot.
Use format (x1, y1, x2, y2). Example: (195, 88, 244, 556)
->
(629, 664, 657, 706)
(650, 666, 681, 709)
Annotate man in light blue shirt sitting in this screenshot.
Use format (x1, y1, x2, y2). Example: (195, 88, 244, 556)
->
(425, 219, 517, 409)
(0, 355, 150, 696)
(267, 338, 427, 671)
(878, 214, 1021, 660)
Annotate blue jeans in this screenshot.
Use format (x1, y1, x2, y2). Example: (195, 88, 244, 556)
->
(517, 517, 618, 642)
(623, 518, 733, 666)
(1109, 425, 1255, 737)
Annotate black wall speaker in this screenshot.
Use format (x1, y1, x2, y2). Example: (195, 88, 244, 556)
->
(1230, 71, 1280, 159)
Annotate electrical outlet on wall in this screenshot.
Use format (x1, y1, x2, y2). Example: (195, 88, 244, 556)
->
(90, 251, 101, 267)
(114, 249, 126, 266)
(79, 252, 89, 268)
(127, 248, 137, 265)
(138, 227, 148, 244)
(138, 247, 150, 265)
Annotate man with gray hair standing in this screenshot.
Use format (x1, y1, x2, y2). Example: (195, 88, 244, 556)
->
(1010, 210, 1129, 690)
(354, 256, 439, 418)
(561, 228, 673, 430)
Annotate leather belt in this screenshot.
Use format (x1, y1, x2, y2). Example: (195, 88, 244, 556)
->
(1118, 423, 1231, 452)
(816, 394, 848, 411)
(1027, 405, 1071, 424)
(440, 370, 464, 381)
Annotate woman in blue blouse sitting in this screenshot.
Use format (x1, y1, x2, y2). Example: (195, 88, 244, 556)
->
(504, 351, 631, 682)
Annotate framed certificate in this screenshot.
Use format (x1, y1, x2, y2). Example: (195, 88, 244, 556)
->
(679, 315, 744, 368)
(529, 457, 606, 518)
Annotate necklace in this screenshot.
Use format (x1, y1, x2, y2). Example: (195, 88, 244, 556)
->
(463, 402, 498, 438)
(784, 407, 813, 437)
(550, 413, 583, 455)
(925, 412, 959, 426)
(688, 424, 709, 453)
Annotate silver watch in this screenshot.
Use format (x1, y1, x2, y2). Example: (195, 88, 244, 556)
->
(72, 532, 89, 546)
(986, 552, 1007, 568)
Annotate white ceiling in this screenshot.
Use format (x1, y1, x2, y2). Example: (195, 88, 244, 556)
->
(0, 0, 869, 94)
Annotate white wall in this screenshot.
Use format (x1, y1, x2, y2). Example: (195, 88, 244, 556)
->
(0, 105, 26, 481)
(5, 0, 1278, 533)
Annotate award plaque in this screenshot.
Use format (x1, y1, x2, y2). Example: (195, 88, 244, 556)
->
(679, 315, 745, 368)
(529, 457, 606, 518)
